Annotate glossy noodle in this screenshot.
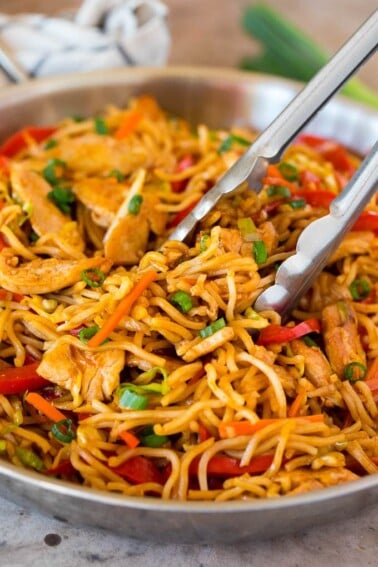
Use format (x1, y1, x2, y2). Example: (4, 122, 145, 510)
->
(0, 96, 377, 501)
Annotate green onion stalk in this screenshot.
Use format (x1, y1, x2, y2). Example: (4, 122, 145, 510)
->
(241, 3, 378, 109)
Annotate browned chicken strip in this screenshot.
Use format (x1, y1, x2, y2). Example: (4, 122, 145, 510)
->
(72, 177, 127, 228)
(10, 164, 83, 250)
(0, 254, 112, 295)
(38, 339, 125, 403)
(104, 193, 167, 265)
(321, 301, 366, 378)
(291, 339, 333, 388)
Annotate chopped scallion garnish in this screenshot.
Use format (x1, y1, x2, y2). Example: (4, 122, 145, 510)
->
(218, 133, 250, 154)
(253, 240, 268, 265)
(199, 317, 226, 338)
(15, 447, 44, 471)
(43, 158, 66, 185)
(108, 169, 125, 182)
(349, 279, 371, 300)
(119, 388, 149, 410)
(199, 234, 210, 253)
(140, 426, 168, 448)
(278, 162, 299, 181)
(44, 139, 58, 150)
(51, 419, 76, 444)
(266, 185, 291, 199)
(81, 268, 106, 288)
(288, 198, 306, 209)
(94, 117, 109, 135)
(170, 290, 193, 314)
(237, 217, 257, 241)
(78, 326, 100, 343)
(47, 186, 75, 215)
(128, 194, 143, 215)
(343, 361, 367, 383)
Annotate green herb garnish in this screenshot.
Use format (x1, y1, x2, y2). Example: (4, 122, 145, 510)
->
(47, 186, 75, 215)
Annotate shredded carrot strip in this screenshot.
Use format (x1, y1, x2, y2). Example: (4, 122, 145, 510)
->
(266, 164, 283, 178)
(262, 175, 297, 192)
(115, 111, 142, 140)
(88, 270, 158, 348)
(119, 430, 140, 449)
(366, 357, 378, 382)
(25, 392, 66, 423)
(287, 390, 307, 417)
(218, 415, 324, 439)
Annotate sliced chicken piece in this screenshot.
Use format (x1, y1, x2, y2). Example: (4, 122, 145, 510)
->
(321, 301, 366, 378)
(309, 273, 352, 311)
(291, 339, 333, 388)
(54, 134, 148, 176)
(72, 177, 127, 228)
(0, 254, 112, 295)
(258, 221, 279, 254)
(38, 338, 125, 404)
(286, 467, 359, 495)
(10, 164, 83, 250)
(104, 192, 167, 265)
(329, 232, 374, 263)
(180, 326, 235, 362)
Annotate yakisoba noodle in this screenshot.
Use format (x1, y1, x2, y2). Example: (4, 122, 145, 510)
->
(0, 95, 376, 501)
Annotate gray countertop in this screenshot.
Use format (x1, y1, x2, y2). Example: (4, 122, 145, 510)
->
(0, 493, 376, 566)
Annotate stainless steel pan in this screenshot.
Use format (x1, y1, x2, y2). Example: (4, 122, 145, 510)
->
(0, 67, 377, 543)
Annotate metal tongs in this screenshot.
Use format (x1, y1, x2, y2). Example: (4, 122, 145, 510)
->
(169, 10, 378, 319)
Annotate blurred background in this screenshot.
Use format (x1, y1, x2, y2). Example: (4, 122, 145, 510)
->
(1, 0, 377, 91)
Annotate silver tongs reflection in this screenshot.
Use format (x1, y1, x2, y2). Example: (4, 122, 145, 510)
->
(168, 10, 378, 318)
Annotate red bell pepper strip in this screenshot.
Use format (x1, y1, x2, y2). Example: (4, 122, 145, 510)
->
(0, 126, 57, 158)
(171, 154, 195, 193)
(0, 362, 49, 395)
(257, 318, 321, 346)
(44, 459, 76, 477)
(110, 456, 164, 485)
(352, 211, 378, 234)
(293, 189, 335, 209)
(0, 289, 24, 302)
(296, 134, 355, 174)
(0, 155, 10, 176)
(189, 454, 274, 477)
(167, 199, 200, 229)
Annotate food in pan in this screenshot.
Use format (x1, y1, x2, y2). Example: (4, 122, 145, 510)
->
(0, 96, 376, 501)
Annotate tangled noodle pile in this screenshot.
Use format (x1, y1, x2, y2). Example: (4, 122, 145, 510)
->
(0, 95, 377, 501)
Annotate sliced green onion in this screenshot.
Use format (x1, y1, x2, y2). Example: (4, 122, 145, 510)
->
(78, 326, 100, 343)
(94, 117, 109, 135)
(218, 134, 250, 154)
(51, 419, 76, 444)
(241, 4, 378, 109)
(128, 194, 143, 215)
(0, 440, 7, 452)
(119, 388, 149, 410)
(29, 230, 39, 243)
(237, 217, 257, 241)
(43, 158, 66, 185)
(199, 317, 226, 338)
(302, 336, 318, 347)
(140, 426, 168, 448)
(170, 290, 193, 314)
(108, 169, 124, 182)
(199, 234, 210, 253)
(253, 240, 268, 265)
(15, 447, 44, 471)
(81, 268, 106, 288)
(44, 139, 58, 150)
(41, 298, 58, 313)
(288, 198, 306, 209)
(278, 162, 299, 181)
(343, 362, 367, 383)
(244, 307, 263, 320)
(47, 186, 75, 215)
(349, 279, 371, 300)
(266, 185, 291, 199)
(72, 115, 84, 122)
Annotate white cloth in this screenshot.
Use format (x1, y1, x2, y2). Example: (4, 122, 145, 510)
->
(0, 0, 170, 84)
